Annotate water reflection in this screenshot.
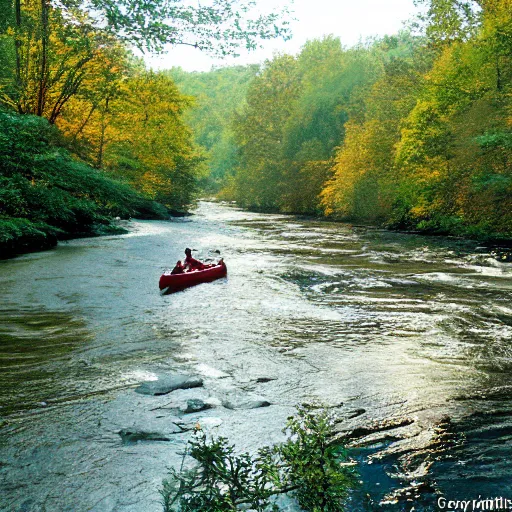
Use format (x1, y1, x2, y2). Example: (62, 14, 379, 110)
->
(0, 309, 92, 414)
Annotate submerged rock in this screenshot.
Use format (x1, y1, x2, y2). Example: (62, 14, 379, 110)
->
(118, 429, 176, 445)
(255, 377, 277, 384)
(183, 399, 211, 414)
(134, 374, 203, 396)
(223, 398, 272, 410)
(345, 408, 366, 419)
(334, 416, 415, 442)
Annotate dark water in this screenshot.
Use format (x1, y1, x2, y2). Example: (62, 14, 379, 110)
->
(1, 202, 512, 511)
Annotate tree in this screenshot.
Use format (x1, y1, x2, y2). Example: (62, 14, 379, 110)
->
(281, 37, 383, 214)
(0, 0, 293, 121)
(413, 0, 481, 44)
(231, 54, 302, 210)
(321, 34, 433, 222)
(0, 1, 117, 122)
(170, 65, 260, 192)
(111, 70, 203, 209)
(60, 66, 203, 211)
(43, 0, 293, 54)
(83, 0, 290, 55)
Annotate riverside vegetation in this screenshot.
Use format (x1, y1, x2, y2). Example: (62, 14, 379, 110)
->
(2, 0, 511, 257)
(0, 0, 291, 256)
(161, 406, 357, 512)
(173, 0, 512, 242)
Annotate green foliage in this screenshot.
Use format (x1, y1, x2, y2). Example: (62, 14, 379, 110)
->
(0, 216, 62, 258)
(0, 0, 290, 238)
(161, 407, 357, 512)
(230, 53, 302, 211)
(168, 8, 512, 241)
(319, 2, 512, 241)
(280, 406, 357, 512)
(170, 65, 260, 192)
(162, 434, 279, 511)
(223, 34, 435, 216)
(476, 131, 512, 151)
(0, 110, 167, 256)
(283, 37, 355, 161)
(414, 0, 481, 44)
(72, 0, 293, 55)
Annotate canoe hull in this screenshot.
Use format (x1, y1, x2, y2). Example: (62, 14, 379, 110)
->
(159, 262, 227, 292)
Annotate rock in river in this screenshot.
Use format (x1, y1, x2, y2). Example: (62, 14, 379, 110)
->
(119, 429, 175, 445)
(183, 399, 211, 414)
(223, 398, 272, 410)
(255, 377, 276, 384)
(134, 374, 203, 396)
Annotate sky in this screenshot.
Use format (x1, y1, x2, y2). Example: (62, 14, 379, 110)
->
(144, 0, 419, 72)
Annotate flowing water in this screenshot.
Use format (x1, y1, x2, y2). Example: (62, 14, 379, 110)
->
(1, 201, 512, 511)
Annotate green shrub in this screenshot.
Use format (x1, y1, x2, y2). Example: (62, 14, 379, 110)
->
(0, 217, 62, 257)
(0, 111, 167, 256)
(161, 406, 357, 512)
(279, 406, 357, 512)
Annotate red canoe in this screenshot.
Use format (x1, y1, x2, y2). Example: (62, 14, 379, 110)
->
(159, 261, 227, 292)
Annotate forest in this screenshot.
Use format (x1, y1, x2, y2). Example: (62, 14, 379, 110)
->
(0, 0, 290, 256)
(1, 0, 511, 259)
(175, 0, 512, 241)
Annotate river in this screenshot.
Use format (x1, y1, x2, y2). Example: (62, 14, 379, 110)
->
(1, 201, 512, 511)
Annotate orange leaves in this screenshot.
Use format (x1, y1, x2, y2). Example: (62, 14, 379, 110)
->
(321, 117, 398, 220)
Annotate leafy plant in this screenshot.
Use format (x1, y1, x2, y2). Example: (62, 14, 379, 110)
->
(0, 111, 168, 256)
(280, 405, 357, 512)
(161, 406, 357, 512)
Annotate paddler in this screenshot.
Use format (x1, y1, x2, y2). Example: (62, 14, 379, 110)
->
(184, 248, 205, 271)
(170, 260, 184, 274)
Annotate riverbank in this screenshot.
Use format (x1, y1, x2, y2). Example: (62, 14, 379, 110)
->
(0, 111, 171, 259)
(4, 207, 510, 265)
(214, 198, 512, 260)
(0, 216, 131, 259)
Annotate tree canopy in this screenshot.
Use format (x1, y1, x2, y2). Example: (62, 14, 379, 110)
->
(0, 0, 294, 254)
(174, 0, 512, 240)
(68, 0, 293, 53)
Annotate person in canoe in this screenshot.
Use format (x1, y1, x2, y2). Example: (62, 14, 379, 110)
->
(171, 260, 184, 274)
(184, 248, 205, 271)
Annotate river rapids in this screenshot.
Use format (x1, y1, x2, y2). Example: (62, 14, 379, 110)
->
(1, 201, 512, 511)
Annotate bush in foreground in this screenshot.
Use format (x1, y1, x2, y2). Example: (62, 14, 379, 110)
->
(161, 406, 357, 511)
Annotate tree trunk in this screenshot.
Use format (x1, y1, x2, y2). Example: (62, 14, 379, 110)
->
(14, 0, 23, 113)
(96, 97, 110, 169)
(37, 0, 49, 117)
(73, 104, 97, 141)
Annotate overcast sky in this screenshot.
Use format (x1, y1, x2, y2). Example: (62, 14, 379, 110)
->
(144, 0, 419, 72)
